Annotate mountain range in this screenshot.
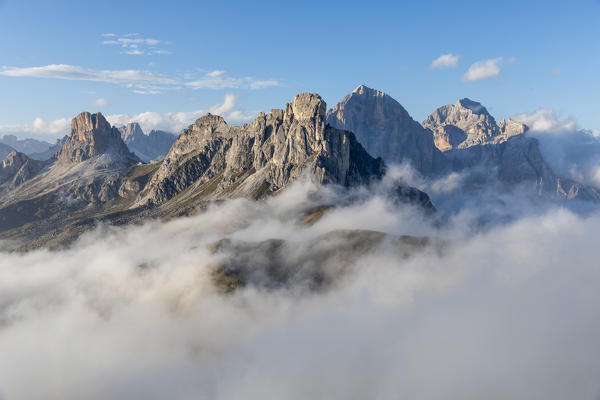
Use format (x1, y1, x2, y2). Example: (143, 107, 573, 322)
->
(1, 85, 599, 249)
(0, 125, 176, 163)
(117, 123, 177, 162)
(328, 85, 600, 201)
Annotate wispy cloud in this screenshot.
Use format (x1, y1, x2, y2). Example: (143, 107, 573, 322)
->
(106, 94, 256, 133)
(430, 53, 459, 69)
(512, 108, 578, 133)
(0, 95, 256, 139)
(93, 98, 110, 107)
(100, 33, 170, 56)
(186, 70, 281, 90)
(0, 64, 178, 85)
(512, 109, 600, 188)
(1, 65, 280, 94)
(461, 57, 503, 82)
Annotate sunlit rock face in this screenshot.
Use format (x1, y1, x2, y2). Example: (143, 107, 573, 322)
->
(137, 92, 391, 205)
(423, 98, 527, 151)
(57, 112, 139, 165)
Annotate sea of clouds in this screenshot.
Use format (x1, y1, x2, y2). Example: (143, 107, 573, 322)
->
(1, 174, 600, 400)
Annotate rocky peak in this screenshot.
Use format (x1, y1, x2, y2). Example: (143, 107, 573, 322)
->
(498, 118, 528, 137)
(326, 85, 445, 176)
(423, 99, 527, 151)
(0, 150, 45, 188)
(192, 113, 228, 131)
(2, 150, 28, 169)
(119, 122, 145, 142)
(283, 93, 327, 138)
(455, 98, 490, 115)
(57, 111, 139, 165)
(137, 92, 394, 206)
(70, 112, 112, 141)
(352, 84, 388, 99)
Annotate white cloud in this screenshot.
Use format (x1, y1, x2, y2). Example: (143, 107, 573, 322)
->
(106, 94, 256, 133)
(0, 117, 70, 137)
(1, 65, 280, 94)
(461, 57, 503, 82)
(101, 33, 168, 56)
(0, 64, 179, 85)
(249, 80, 281, 89)
(0, 95, 257, 140)
(187, 71, 281, 90)
(206, 70, 226, 77)
(513, 109, 600, 189)
(93, 98, 110, 107)
(1, 178, 600, 399)
(121, 49, 144, 55)
(512, 108, 577, 133)
(430, 53, 459, 69)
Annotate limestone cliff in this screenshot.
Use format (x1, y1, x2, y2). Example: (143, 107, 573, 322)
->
(327, 85, 446, 175)
(422, 98, 527, 151)
(137, 93, 388, 205)
(57, 112, 139, 166)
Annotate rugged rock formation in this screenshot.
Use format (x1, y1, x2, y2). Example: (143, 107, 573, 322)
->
(422, 98, 527, 151)
(57, 112, 139, 166)
(0, 151, 46, 191)
(423, 99, 600, 201)
(0, 112, 141, 210)
(0, 95, 435, 250)
(118, 122, 177, 162)
(137, 93, 388, 205)
(326, 85, 446, 175)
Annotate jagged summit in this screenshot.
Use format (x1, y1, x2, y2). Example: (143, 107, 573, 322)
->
(136, 92, 392, 205)
(455, 98, 489, 115)
(0, 150, 45, 190)
(57, 111, 139, 165)
(285, 92, 327, 124)
(117, 122, 177, 162)
(423, 99, 527, 151)
(119, 122, 144, 142)
(327, 85, 445, 175)
(352, 84, 387, 97)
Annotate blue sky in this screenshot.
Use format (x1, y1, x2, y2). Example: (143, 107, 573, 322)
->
(0, 0, 599, 138)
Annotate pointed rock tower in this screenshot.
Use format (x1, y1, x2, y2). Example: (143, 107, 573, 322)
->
(422, 98, 528, 151)
(327, 85, 446, 176)
(137, 92, 388, 205)
(57, 112, 139, 166)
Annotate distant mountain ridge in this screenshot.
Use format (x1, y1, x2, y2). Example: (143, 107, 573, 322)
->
(0, 134, 53, 155)
(117, 122, 177, 162)
(28, 136, 68, 161)
(329, 85, 600, 202)
(423, 98, 528, 151)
